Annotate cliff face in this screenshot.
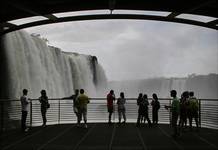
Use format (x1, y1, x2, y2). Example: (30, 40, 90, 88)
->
(0, 30, 107, 99)
(109, 74, 218, 99)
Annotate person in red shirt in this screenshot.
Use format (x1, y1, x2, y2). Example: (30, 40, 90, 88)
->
(107, 90, 115, 124)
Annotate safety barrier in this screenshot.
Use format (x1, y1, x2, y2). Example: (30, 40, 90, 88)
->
(0, 98, 217, 132)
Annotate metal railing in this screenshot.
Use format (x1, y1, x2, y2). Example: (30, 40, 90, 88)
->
(0, 98, 218, 132)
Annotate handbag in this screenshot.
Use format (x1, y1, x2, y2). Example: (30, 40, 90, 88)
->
(47, 103, 50, 109)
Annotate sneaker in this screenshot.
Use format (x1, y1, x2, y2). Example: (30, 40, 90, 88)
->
(84, 124, 88, 129)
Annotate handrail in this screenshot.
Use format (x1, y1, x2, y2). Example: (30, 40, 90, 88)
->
(0, 97, 218, 102)
(0, 98, 217, 132)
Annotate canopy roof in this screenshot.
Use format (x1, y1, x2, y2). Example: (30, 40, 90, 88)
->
(1, 0, 218, 34)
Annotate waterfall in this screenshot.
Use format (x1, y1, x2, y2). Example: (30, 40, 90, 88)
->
(109, 76, 218, 98)
(1, 30, 107, 99)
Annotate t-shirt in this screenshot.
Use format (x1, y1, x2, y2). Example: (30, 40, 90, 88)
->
(107, 93, 115, 108)
(77, 94, 89, 109)
(189, 96, 199, 111)
(172, 97, 180, 114)
(138, 98, 149, 112)
(151, 100, 160, 110)
(20, 95, 29, 111)
(117, 98, 126, 110)
(39, 96, 48, 107)
(70, 94, 79, 107)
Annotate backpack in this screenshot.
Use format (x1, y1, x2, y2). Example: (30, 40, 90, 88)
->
(189, 97, 198, 111)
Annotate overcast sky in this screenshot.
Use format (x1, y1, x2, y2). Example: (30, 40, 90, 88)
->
(23, 19, 218, 81)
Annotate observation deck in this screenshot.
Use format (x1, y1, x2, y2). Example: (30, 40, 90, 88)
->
(0, 98, 218, 150)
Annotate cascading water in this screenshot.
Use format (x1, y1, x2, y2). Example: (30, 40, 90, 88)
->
(1, 30, 107, 99)
(0, 30, 108, 127)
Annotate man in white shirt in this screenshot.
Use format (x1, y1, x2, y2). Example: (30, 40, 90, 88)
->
(20, 89, 29, 132)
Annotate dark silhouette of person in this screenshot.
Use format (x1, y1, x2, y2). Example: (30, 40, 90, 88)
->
(165, 90, 180, 138)
(188, 91, 199, 131)
(39, 90, 49, 127)
(179, 91, 189, 129)
(141, 94, 152, 126)
(117, 92, 126, 124)
(62, 89, 80, 125)
(151, 93, 160, 125)
(107, 90, 115, 124)
(77, 89, 89, 128)
(136, 93, 143, 126)
(20, 89, 29, 132)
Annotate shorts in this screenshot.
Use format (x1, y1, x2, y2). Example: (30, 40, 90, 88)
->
(108, 106, 113, 113)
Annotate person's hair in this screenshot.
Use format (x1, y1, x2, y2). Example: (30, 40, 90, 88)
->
(182, 91, 189, 98)
(170, 90, 177, 97)
(80, 89, 84, 94)
(41, 90, 46, 96)
(75, 89, 79, 94)
(138, 93, 143, 98)
(110, 90, 114, 94)
(152, 93, 158, 100)
(189, 91, 194, 97)
(143, 94, 148, 99)
(23, 89, 28, 95)
(120, 92, 124, 98)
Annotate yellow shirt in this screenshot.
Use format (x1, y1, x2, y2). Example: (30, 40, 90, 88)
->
(77, 94, 89, 108)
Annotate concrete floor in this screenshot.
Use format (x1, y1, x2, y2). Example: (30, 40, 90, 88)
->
(1, 123, 218, 150)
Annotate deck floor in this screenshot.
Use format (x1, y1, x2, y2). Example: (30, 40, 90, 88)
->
(1, 123, 218, 150)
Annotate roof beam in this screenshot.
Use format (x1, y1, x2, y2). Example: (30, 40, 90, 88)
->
(43, 14, 58, 21)
(0, 22, 17, 28)
(167, 12, 181, 19)
(0, 22, 17, 32)
(207, 19, 218, 25)
(6, 1, 41, 17)
(5, 1, 57, 21)
(167, 0, 216, 19)
(186, 0, 216, 14)
(1, 14, 217, 35)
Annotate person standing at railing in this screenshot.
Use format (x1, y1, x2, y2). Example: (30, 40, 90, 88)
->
(62, 89, 80, 125)
(20, 89, 29, 132)
(77, 89, 89, 128)
(141, 94, 152, 127)
(151, 93, 160, 125)
(107, 90, 115, 124)
(39, 90, 50, 127)
(136, 93, 151, 126)
(188, 91, 199, 131)
(179, 91, 189, 130)
(136, 93, 143, 126)
(117, 92, 126, 124)
(165, 90, 180, 138)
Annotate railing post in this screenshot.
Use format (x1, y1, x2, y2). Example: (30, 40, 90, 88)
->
(0, 101, 4, 133)
(58, 99, 60, 124)
(113, 99, 115, 123)
(199, 99, 201, 128)
(30, 100, 32, 128)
